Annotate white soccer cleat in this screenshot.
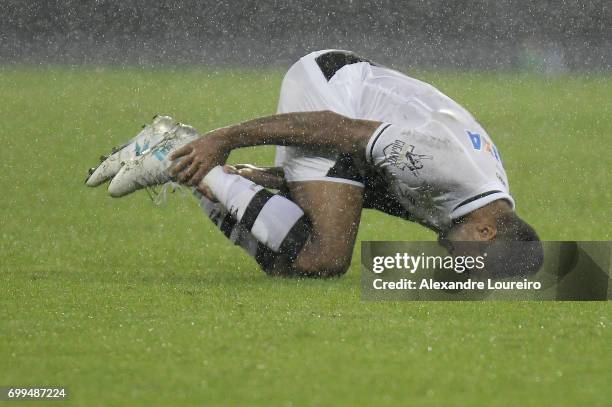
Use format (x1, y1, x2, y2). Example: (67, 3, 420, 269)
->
(107, 123, 201, 198)
(85, 115, 177, 187)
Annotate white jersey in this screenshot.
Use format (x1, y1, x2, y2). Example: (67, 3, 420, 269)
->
(276, 50, 514, 230)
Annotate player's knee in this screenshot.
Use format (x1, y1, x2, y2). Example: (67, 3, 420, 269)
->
(294, 252, 350, 278)
(263, 240, 350, 278)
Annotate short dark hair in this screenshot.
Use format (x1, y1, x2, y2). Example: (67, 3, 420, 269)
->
(486, 212, 544, 278)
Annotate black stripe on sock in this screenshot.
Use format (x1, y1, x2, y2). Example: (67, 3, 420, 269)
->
(278, 216, 312, 262)
(219, 213, 236, 239)
(255, 243, 277, 271)
(239, 189, 275, 231)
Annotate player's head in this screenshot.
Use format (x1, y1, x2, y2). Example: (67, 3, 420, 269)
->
(438, 200, 543, 277)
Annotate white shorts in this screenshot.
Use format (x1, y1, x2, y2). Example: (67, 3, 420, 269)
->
(274, 50, 371, 187)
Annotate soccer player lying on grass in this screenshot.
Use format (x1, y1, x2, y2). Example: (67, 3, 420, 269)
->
(86, 50, 543, 278)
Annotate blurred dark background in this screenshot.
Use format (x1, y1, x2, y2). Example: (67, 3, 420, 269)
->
(1, 0, 610, 71)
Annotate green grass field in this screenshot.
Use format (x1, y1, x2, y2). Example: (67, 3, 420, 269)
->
(1, 66, 610, 406)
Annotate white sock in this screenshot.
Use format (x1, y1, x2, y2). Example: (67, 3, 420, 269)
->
(203, 166, 263, 221)
(199, 167, 311, 271)
(203, 166, 308, 253)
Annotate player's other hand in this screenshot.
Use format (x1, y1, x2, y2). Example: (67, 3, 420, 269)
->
(195, 164, 286, 200)
(226, 164, 286, 190)
(169, 133, 230, 187)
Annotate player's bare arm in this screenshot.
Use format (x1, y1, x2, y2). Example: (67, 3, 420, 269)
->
(169, 111, 381, 187)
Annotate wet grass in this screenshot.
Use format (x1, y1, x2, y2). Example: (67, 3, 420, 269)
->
(1, 67, 610, 406)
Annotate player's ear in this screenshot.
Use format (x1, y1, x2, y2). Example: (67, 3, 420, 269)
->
(477, 222, 497, 241)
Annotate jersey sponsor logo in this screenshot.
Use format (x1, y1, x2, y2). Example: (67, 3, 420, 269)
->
(383, 140, 433, 177)
(467, 131, 482, 150)
(466, 130, 501, 163)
